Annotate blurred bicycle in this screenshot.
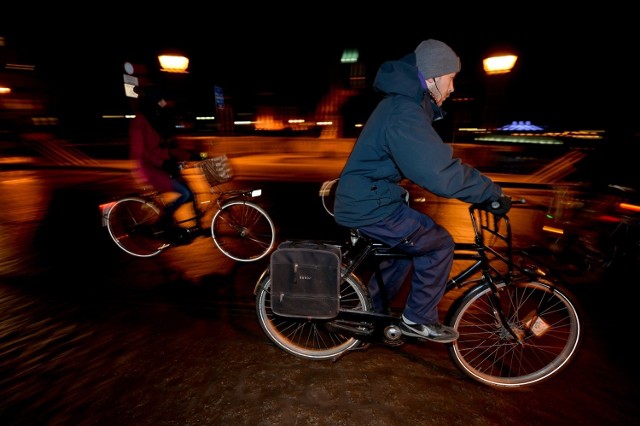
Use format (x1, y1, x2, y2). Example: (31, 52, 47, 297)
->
(538, 183, 640, 282)
(100, 155, 276, 262)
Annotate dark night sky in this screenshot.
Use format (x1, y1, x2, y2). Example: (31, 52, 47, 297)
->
(3, 5, 638, 138)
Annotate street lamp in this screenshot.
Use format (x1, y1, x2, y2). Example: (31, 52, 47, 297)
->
(483, 54, 518, 75)
(158, 54, 189, 73)
(482, 52, 518, 129)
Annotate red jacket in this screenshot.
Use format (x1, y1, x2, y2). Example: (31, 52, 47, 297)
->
(129, 114, 173, 192)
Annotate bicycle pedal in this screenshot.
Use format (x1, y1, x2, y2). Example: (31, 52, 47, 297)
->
(383, 338, 405, 347)
(187, 226, 205, 237)
(161, 226, 193, 245)
(352, 342, 371, 351)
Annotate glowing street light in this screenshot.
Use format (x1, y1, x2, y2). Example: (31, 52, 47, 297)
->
(158, 54, 189, 73)
(483, 54, 518, 75)
(482, 52, 518, 129)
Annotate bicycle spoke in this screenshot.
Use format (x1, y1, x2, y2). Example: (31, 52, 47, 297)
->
(212, 201, 275, 262)
(255, 272, 370, 360)
(106, 198, 164, 257)
(449, 280, 582, 388)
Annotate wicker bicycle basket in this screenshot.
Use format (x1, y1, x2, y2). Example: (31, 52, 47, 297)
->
(199, 155, 233, 185)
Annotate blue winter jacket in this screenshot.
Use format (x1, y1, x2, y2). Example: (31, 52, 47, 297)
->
(334, 52, 503, 228)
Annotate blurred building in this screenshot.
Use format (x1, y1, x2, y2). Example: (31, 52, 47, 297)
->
(0, 36, 56, 141)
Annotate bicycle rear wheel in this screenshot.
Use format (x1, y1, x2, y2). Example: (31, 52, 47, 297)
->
(210, 200, 275, 262)
(106, 197, 165, 257)
(255, 269, 371, 360)
(446, 278, 583, 388)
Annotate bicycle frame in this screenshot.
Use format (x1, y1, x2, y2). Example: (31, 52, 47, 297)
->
(255, 191, 583, 387)
(98, 188, 160, 227)
(303, 204, 544, 346)
(99, 179, 263, 227)
(100, 161, 276, 261)
(340, 207, 515, 298)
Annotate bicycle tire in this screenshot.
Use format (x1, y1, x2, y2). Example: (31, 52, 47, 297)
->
(255, 269, 372, 360)
(446, 278, 583, 388)
(210, 200, 275, 262)
(106, 197, 165, 258)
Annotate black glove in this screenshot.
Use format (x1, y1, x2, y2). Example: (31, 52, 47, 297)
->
(480, 195, 512, 216)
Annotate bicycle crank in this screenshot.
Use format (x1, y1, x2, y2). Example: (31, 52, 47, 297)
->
(325, 320, 374, 337)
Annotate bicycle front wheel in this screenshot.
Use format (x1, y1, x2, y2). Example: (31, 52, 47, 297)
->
(106, 197, 164, 258)
(446, 279, 583, 388)
(255, 269, 371, 360)
(210, 200, 275, 262)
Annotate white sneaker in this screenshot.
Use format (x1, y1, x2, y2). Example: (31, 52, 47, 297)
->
(399, 320, 459, 343)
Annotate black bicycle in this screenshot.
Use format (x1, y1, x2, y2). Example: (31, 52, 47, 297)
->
(254, 180, 583, 388)
(538, 183, 640, 283)
(100, 156, 276, 262)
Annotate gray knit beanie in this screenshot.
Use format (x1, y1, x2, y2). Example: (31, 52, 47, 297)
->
(415, 39, 461, 80)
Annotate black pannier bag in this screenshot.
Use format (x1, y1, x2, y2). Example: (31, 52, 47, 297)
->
(269, 240, 342, 319)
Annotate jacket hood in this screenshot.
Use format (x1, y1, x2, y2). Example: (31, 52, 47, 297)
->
(373, 52, 425, 102)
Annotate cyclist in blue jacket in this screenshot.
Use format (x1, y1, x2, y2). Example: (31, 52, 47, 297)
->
(334, 39, 511, 343)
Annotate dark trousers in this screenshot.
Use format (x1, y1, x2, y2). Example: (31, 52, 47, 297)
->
(162, 177, 195, 224)
(358, 203, 454, 324)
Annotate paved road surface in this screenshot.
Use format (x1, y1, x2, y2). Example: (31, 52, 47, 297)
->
(0, 164, 638, 425)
